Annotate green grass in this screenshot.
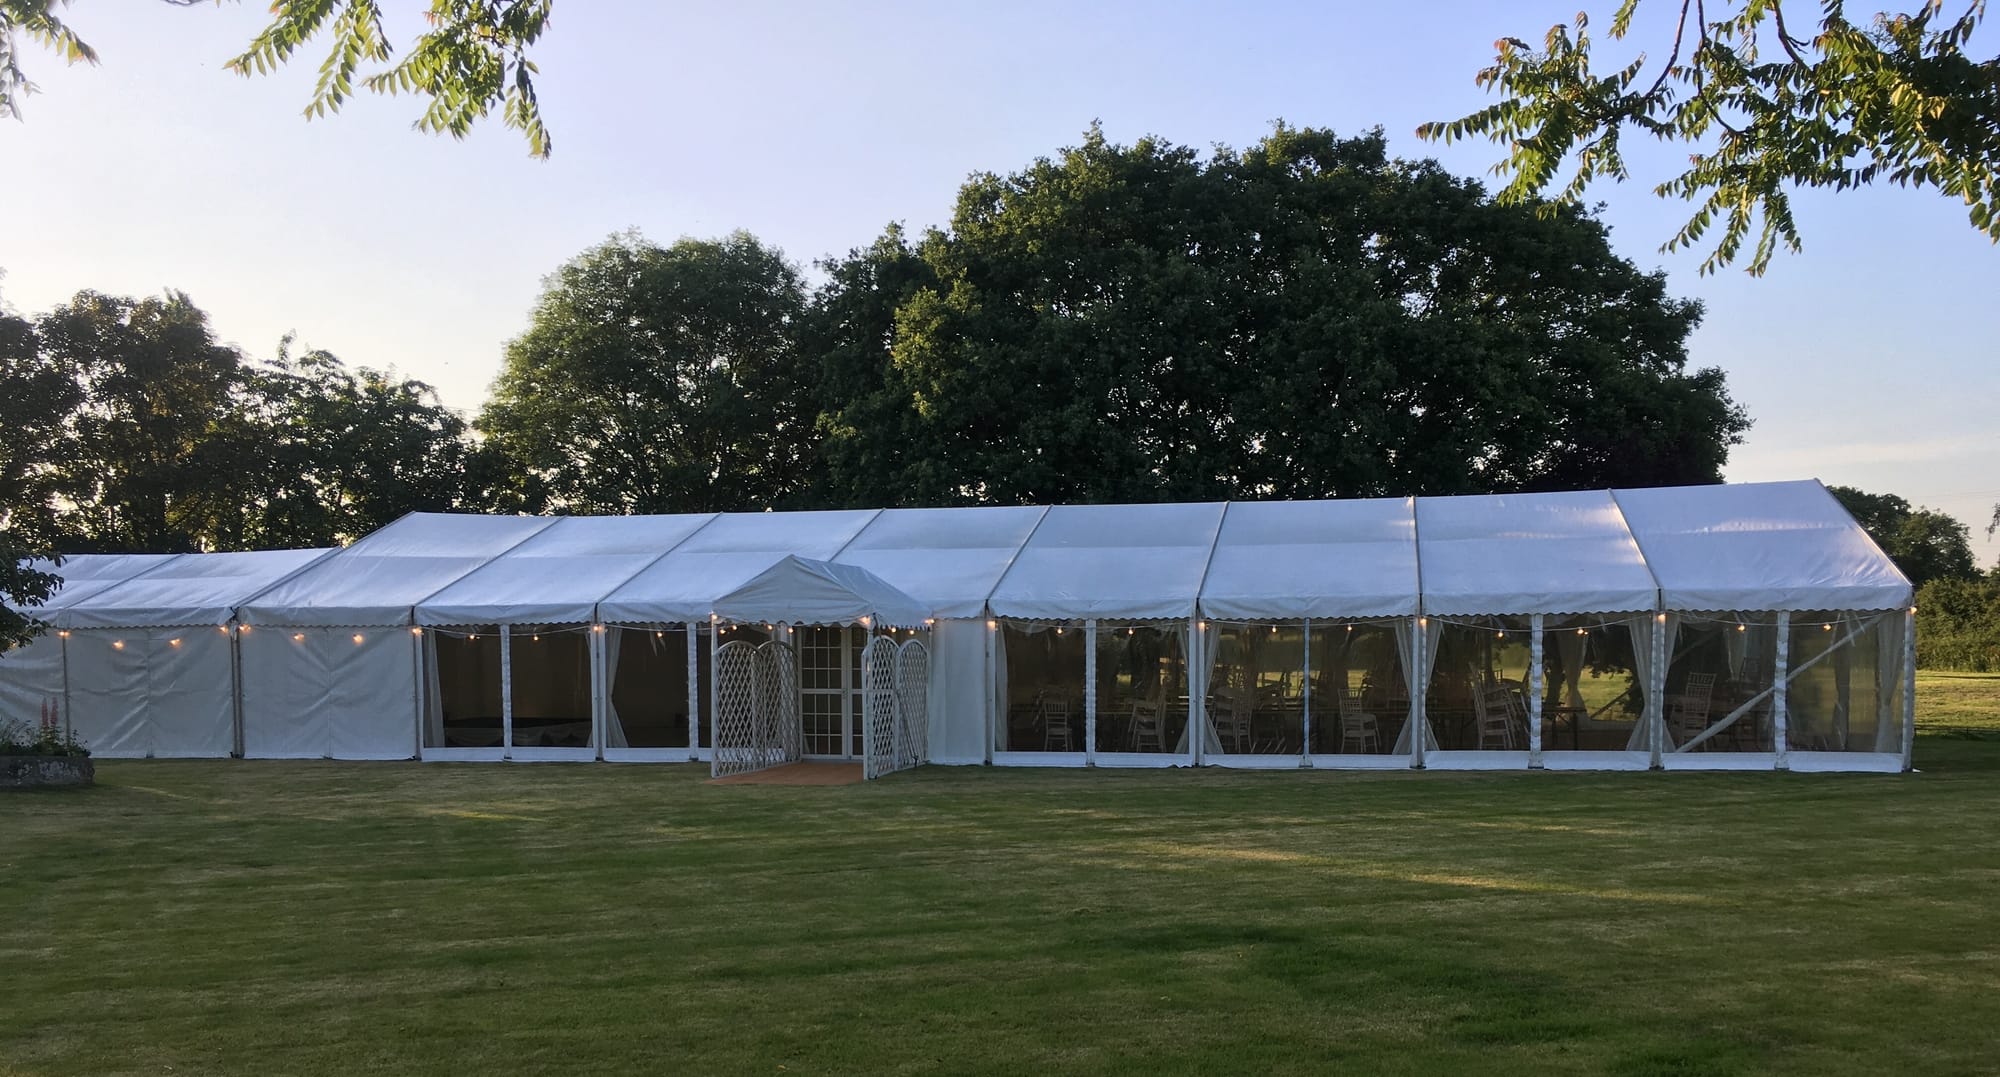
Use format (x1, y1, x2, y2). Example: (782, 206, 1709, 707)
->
(4, 676, 1999, 1075)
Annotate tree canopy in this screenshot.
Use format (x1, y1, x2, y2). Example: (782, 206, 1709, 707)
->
(815, 125, 1748, 506)
(477, 232, 817, 515)
(1, 0, 553, 154)
(1421, 1, 2000, 274)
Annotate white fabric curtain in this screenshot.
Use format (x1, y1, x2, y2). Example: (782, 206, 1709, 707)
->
(1875, 613, 1902, 752)
(1624, 614, 1675, 752)
(1724, 618, 1748, 678)
(1556, 628, 1588, 710)
(1832, 613, 1854, 747)
(423, 632, 445, 747)
(1390, 618, 1443, 754)
(603, 627, 628, 750)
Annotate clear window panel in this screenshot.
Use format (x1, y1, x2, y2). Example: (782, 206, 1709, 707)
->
(1308, 621, 1408, 755)
(1205, 625, 1305, 754)
(610, 627, 691, 749)
(1662, 618, 1778, 754)
(1541, 619, 1645, 752)
(1091, 623, 1187, 754)
(430, 627, 502, 748)
(508, 626, 593, 749)
(1786, 611, 1905, 753)
(1428, 620, 1535, 751)
(1002, 622, 1087, 752)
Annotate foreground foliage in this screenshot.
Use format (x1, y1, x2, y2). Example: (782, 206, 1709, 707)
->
(1423, 1, 2000, 275)
(2, 676, 1996, 1075)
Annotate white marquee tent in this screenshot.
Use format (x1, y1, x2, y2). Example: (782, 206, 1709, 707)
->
(0, 480, 1917, 771)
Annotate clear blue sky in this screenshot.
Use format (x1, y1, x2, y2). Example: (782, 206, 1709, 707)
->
(5, 1, 1996, 558)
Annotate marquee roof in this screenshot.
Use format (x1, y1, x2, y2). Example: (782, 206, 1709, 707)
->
(30, 480, 1907, 629)
(58, 548, 334, 628)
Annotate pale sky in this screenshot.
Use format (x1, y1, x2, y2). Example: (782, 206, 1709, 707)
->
(5, 2, 1996, 559)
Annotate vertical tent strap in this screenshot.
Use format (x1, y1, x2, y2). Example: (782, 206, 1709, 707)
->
(684, 622, 701, 760)
(499, 625, 514, 760)
(1300, 620, 1312, 766)
(1901, 606, 1917, 771)
(1773, 613, 1791, 769)
(1528, 614, 1544, 767)
(983, 618, 997, 763)
(1083, 619, 1097, 764)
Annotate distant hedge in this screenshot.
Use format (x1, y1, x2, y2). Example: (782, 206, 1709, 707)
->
(1917, 574, 2000, 672)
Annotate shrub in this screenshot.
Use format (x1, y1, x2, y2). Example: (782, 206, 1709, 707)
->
(0, 701, 91, 757)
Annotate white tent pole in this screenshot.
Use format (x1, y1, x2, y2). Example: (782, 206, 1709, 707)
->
(1083, 619, 1097, 765)
(1189, 616, 1204, 766)
(230, 623, 245, 758)
(685, 622, 700, 761)
(60, 627, 72, 741)
(589, 625, 606, 761)
(1901, 606, 1917, 771)
(500, 625, 514, 760)
(1650, 613, 1668, 768)
(411, 627, 425, 759)
(1773, 613, 1791, 769)
(1412, 617, 1428, 769)
(984, 618, 997, 763)
(707, 618, 720, 760)
(1528, 614, 1544, 768)
(1300, 619, 1312, 766)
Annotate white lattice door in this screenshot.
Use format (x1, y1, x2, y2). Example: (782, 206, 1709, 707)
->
(798, 625, 866, 758)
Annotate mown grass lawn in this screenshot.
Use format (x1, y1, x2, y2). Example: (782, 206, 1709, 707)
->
(4, 676, 1998, 1076)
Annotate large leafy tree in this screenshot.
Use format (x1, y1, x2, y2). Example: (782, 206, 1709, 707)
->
(817, 125, 1747, 506)
(0, 308, 71, 650)
(1421, 1, 2000, 274)
(231, 339, 481, 547)
(2, 0, 553, 154)
(479, 232, 817, 514)
(36, 290, 252, 552)
(1828, 484, 1980, 587)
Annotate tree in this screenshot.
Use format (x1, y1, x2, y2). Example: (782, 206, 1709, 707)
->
(0, 308, 70, 651)
(1915, 568, 2000, 670)
(479, 232, 817, 514)
(1827, 484, 1979, 587)
(2, 0, 553, 155)
(1420, 2, 2000, 274)
(816, 125, 1749, 507)
(231, 339, 482, 547)
(35, 290, 251, 552)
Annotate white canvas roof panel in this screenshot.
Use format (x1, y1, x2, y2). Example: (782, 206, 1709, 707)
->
(987, 502, 1226, 620)
(1200, 498, 1418, 620)
(1613, 481, 1912, 611)
(238, 513, 559, 627)
(59, 548, 334, 628)
(19, 554, 184, 614)
(598, 509, 883, 624)
(712, 556, 932, 628)
(1417, 490, 1657, 615)
(833, 506, 1050, 619)
(416, 513, 718, 626)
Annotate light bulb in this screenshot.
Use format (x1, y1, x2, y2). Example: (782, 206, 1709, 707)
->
(292, 633, 305, 642)
(169, 639, 181, 648)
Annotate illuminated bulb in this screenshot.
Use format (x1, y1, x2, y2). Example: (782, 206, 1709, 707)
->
(655, 631, 664, 639)
(219, 626, 230, 635)
(1198, 621, 1208, 631)
(1736, 625, 1746, 633)
(1496, 631, 1505, 639)
(1270, 625, 1279, 635)
(987, 620, 997, 630)
(293, 633, 305, 642)
(859, 616, 871, 627)
(58, 630, 70, 639)
(239, 625, 250, 634)
(1824, 623, 1834, 631)
(532, 635, 540, 642)
(111, 639, 123, 649)
(1055, 626, 1064, 635)
(1578, 628, 1588, 636)
(469, 634, 478, 641)
(169, 638, 181, 648)
(352, 634, 364, 645)
(924, 618, 935, 626)
(593, 624, 605, 634)
(411, 627, 423, 636)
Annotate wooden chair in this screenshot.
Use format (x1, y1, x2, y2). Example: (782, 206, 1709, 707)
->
(1209, 688, 1253, 754)
(1130, 700, 1166, 753)
(1473, 685, 1518, 750)
(1668, 672, 1717, 749)
(1040, 697, 1075, 751)
(1338, 688, 1380, 753)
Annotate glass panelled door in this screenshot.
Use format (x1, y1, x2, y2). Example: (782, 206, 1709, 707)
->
(799, 626, 867, 758)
